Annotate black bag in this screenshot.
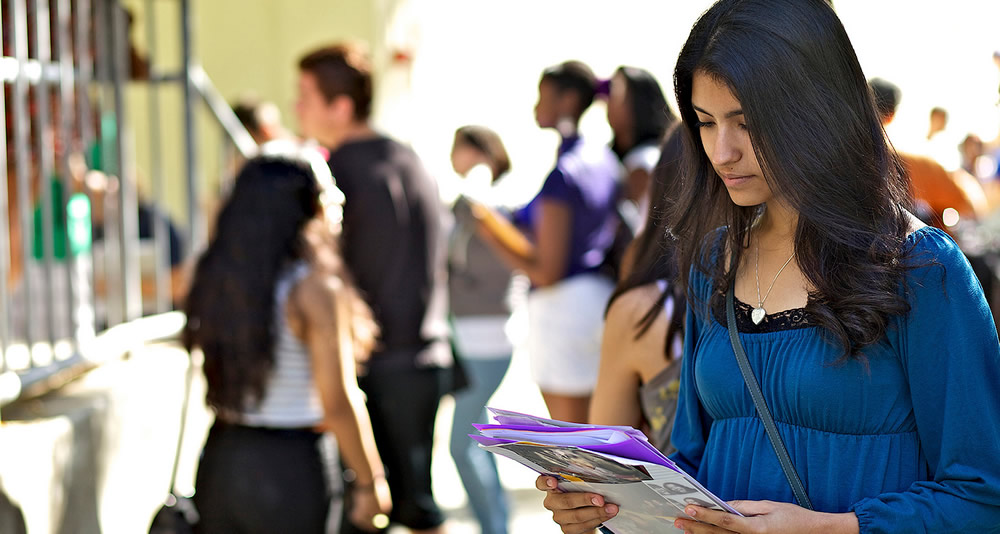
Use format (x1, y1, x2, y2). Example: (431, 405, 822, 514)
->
(447, 317, 471, 395)
(149, 493, 198, 534)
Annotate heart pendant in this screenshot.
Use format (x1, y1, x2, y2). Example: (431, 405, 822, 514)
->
(751, 307, 766, 325)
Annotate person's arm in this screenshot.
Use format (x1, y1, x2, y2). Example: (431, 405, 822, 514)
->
(665, 273, 711, 475)
(589, 285, 666, 429)
(461, 198, 534, 260)
(293, 274, 391, 528)
(847, 231, 1000, 532)
(475, 198, 571, 288)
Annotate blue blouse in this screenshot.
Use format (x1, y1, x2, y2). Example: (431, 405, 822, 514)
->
(669, 226, 1000, 533)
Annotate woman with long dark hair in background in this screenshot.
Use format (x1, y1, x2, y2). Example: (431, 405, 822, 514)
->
(538, 0, 1000, 532)
(184, 144, 390, 533)
(606, 66, 676, 230)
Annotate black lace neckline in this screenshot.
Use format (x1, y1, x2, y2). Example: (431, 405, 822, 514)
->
(712, 295, 816, 333)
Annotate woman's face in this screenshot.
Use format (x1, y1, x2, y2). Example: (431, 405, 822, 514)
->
(690, 71, 770, 207)
(606, 72, 631, 139)
(450, 140, 481, 177)
(534, 79, 562, 129)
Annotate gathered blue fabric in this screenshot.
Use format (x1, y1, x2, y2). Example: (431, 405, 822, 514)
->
(669, 226, 1000, 533)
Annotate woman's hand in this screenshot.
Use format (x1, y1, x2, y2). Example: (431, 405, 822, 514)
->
(672, 501, 859, 534)
(348, 477, 392, 532)
(536, 475, 619, 534)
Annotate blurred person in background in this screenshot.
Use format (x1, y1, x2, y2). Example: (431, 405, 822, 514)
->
(590, 124, 686, 455)
(88, 171, 188, 311)
(869, 78, 989, 228)
(183, 145, 390, 534)
(605, 66, 677, 231)
(959, 133, 988, 178)
(467, 60, 622, 424)
(296, 42, 453, 534)
(447, 125, 518, 534)
(232, 95, 292, 145)
(871, 80, 997, 316)
(927, 106, 948, 141)
(924, 106, 962, 172)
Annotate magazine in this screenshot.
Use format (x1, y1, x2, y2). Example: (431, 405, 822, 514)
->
(471, 407, 740, 534)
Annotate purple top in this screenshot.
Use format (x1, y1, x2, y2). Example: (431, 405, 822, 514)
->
(514, 136, 621, 281)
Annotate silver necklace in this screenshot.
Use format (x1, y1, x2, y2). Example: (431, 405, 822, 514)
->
(752, 243, 796, 325)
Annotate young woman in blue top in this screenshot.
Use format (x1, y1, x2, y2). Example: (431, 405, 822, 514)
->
(535, 0, 1000, 532)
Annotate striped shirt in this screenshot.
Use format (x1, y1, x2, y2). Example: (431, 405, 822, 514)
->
(240, 261, 324, 428)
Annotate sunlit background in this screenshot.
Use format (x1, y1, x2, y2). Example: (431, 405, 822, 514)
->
(123, 0, 1000, 222)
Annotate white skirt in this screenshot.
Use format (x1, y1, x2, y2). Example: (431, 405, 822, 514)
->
(526, 273, 614, 396)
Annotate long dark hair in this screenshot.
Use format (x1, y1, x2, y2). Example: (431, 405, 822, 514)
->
(183, 149, 369, 416)
(670, 0, 913, 359)
(607, 124, 686, 357)
(611, 66, 676, 159)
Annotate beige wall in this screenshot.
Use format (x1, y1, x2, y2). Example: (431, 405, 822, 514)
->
(121, 0, 400, 242)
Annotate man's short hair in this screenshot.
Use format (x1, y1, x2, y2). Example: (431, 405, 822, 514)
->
(868, 77, 901, 120)
(298, 43, 373, 121)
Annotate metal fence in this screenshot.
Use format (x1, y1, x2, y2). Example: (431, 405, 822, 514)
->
(0, 0, 254, 411)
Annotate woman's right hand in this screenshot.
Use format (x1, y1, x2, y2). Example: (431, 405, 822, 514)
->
(349, 477, 392, 532)
(536, 475, 619, 534)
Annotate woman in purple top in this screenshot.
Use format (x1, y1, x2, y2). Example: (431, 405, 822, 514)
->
(468, 60, 622, 423)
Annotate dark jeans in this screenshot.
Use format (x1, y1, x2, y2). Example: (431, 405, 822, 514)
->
(340, 366, 450, 532)
(194, 422, 331, 534)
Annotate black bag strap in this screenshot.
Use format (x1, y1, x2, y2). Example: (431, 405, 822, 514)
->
(167, 351, 197, 495)
(726, 285, 814, 510)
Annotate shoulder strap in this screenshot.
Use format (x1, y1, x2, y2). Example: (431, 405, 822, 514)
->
(167, 352, 196, 495)
(726, 285, 814, 510)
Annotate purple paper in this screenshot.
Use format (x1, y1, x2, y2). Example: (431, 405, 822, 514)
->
(474, 423, 647, 440)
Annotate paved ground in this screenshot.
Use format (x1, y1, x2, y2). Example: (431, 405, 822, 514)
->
(414, 348, 562, 534)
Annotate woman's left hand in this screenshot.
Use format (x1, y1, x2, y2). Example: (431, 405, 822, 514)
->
(348, 478, 392, 533)
(672, 501, 859, 534)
